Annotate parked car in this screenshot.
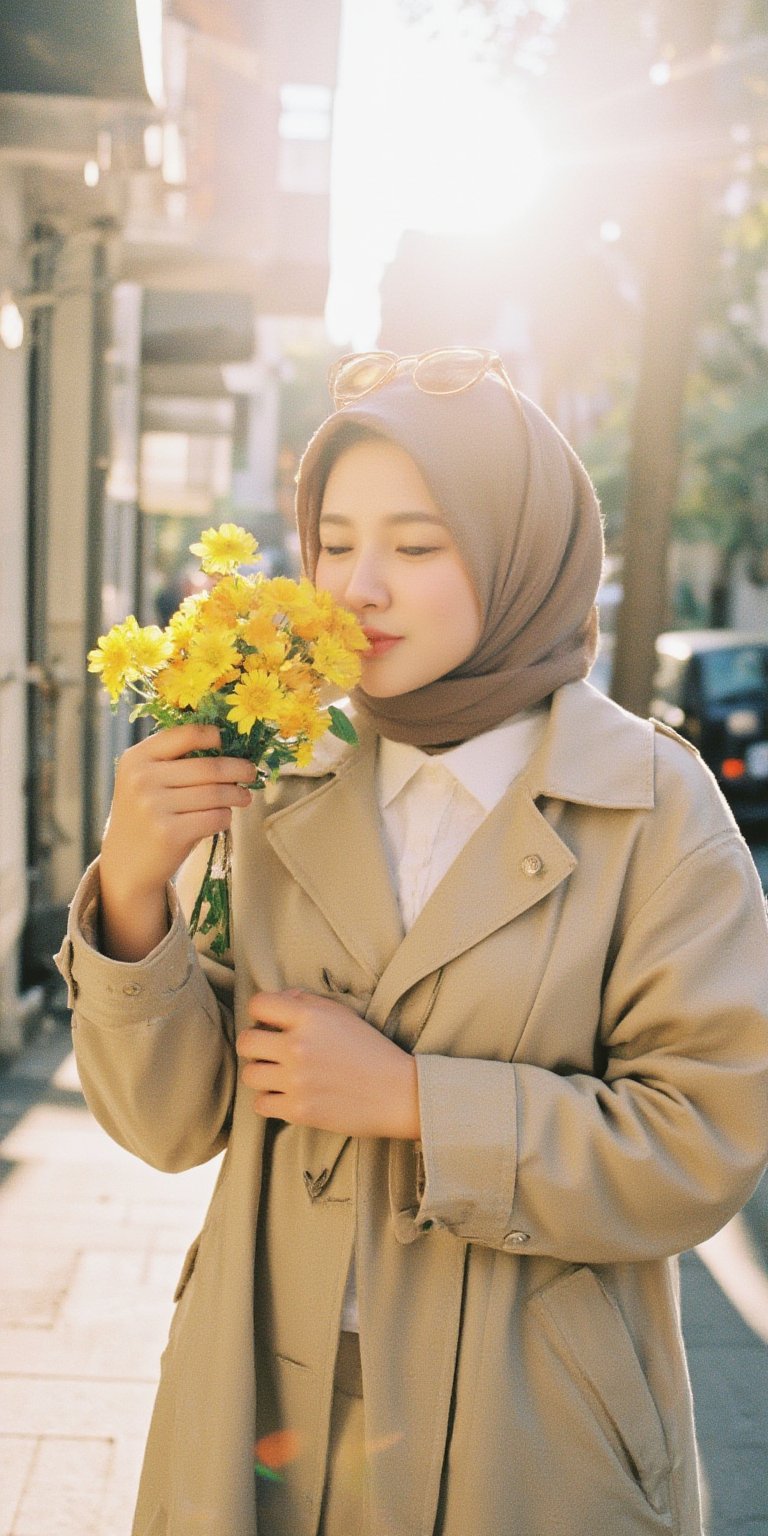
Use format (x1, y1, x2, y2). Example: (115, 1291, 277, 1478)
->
(650, 630, 768, 823)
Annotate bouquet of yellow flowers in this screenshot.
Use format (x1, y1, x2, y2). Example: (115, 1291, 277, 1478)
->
(88, 523, 368, 956)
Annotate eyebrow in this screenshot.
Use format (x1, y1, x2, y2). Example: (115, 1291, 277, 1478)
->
(318, 511, 445, 526)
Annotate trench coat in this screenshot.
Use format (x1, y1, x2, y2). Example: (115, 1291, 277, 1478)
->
(56, 680, 768, 1536)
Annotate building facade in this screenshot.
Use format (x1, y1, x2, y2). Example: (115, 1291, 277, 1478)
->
(0, 0, 342, 1052)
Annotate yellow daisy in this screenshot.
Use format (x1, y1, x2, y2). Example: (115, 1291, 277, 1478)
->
(226, 666, 283, 735)
(257, 575, 304, 619)
(271, 693, 320, 738)
(310, 635, 364, 690)
(207, 575, 255, 626)
(328, 606, 370, 652)
(131, 622, 174, 672)
(279, 660, 316, 693)
(241, 608, 280, 650)
(276, 578, 327, 639)
(306, 708, 332, 742)
(87, 621, 141, 702)
(189, 523, 259, 576)
(288, 711, 332, 763)
(188, 627, 242, 677)
(154, 659, 217, 710)
(259, 636, 291, 672)
(165, 593, 208, 653)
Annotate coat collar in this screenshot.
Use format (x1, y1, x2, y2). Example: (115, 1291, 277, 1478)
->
(264, 682, 655, 1014)
(525, 680, 655, 811)
(279, 679, 656, 807)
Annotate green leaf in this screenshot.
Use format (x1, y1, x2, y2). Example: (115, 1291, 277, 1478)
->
(327, 705, 359, 746)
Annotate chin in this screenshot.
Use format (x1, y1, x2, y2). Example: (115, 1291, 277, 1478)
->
(359, 681, 403, 699)
(360, 671, 430, 700)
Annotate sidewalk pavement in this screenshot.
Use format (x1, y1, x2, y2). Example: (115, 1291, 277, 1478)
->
(0, 1023, 219, 1536)
(1, 1021, 767, 1536)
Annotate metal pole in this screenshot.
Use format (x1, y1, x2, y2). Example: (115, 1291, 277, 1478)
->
(82, 233, 112, 866)
(25, 225, 58, 910)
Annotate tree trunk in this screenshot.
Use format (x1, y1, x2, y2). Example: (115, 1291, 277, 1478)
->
(611, 0, 718, 717)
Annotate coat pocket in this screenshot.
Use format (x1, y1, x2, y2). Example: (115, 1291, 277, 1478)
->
(529, 1265, 673, 1522)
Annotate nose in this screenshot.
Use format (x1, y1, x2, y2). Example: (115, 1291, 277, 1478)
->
(342, 548, 389, 613)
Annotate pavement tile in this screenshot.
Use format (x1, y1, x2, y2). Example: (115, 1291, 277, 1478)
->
(0, 1321, 168, 1380)
(0, 1251, 77, 1330)
(0, 1106, 130, 1167)
(96, 1439, 147, 1536)
(0, 1439, 36, 1531)
(57, 1250, 152, 1324)
(0, 1377, 157, 1440)
(10, 1435, 112, 1536)
(0, 1037, 218, 1533)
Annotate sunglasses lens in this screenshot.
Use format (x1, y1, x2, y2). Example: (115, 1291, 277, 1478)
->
(332, 353, 395, 401)
(413, 348, 488, 393)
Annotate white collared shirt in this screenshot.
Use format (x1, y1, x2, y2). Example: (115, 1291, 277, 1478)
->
(376, 707, 549, 933)
(341, 704, 549, 1330)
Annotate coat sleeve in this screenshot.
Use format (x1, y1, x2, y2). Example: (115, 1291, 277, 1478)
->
(390, 829, 768, 1263)
(54, 844, 237, 1173)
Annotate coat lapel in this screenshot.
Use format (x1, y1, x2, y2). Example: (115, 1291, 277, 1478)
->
(367, 787, 575, 1036)
(264, 729, 404, 987)
(264, 682, 657, 1035)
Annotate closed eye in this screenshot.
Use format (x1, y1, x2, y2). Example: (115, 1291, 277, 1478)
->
(398, 545, 442, 556)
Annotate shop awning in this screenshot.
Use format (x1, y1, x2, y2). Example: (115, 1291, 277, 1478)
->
(0, 0, 151, 102)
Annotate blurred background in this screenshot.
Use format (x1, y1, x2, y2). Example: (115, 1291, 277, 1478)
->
(0, 5, 767, 1531)
(2, 0, 768, 1032)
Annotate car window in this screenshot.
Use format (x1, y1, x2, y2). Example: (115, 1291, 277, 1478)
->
(653, 652, 687, 706)
(700, 647, 768, 704)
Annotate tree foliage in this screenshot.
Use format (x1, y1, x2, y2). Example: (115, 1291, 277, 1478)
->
(399, 1, 768, 554)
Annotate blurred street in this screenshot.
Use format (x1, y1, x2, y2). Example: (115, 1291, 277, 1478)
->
(2, 889, 768, 1536)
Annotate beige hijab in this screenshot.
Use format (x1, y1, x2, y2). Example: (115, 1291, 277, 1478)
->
(295, 370, 604, 749)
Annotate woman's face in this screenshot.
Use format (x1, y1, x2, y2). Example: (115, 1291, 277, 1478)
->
(316, 437, 482, 698)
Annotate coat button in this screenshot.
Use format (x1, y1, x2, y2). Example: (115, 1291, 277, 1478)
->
(520, 854, 543, 877)
(503, 1230, 530, 1247)
(122, 983, 142, 996)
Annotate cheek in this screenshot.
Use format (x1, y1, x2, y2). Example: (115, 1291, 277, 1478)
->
(314, 554, 340, 597)
(418, 569, 482, 646)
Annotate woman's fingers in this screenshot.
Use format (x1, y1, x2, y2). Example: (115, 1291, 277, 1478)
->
(99, 724, 259, 950)
(236, 1026, 284, 1061)
(142, 722, 222, 759)
(154, 754, 258, 789)
(184, 807, 239, 842)
(164, 781, 254, 815)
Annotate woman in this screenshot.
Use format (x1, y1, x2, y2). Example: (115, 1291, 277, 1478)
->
(57, 349, 768, 1536)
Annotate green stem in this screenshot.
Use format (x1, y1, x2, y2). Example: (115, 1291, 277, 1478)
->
(188, 833, 219, 936)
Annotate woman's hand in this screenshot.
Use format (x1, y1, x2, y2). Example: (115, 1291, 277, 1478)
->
(237, 990, 421, 1140)
(99, 724, 257, 962)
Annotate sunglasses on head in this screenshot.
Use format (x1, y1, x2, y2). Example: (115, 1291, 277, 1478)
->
(328, 347, 518, 410)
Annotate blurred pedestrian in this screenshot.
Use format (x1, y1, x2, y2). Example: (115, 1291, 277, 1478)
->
(57, 349, 768, 1536)
(153, 568, 185, 629)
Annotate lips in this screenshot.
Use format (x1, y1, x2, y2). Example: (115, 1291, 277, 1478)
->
(362, 628, 403, 656)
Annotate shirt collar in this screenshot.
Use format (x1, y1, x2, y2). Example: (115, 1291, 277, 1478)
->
(377, 706, 549, 815)
(280, 681, 658, 813)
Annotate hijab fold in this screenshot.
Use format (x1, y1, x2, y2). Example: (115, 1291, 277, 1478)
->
(295, 372, 604, 750)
